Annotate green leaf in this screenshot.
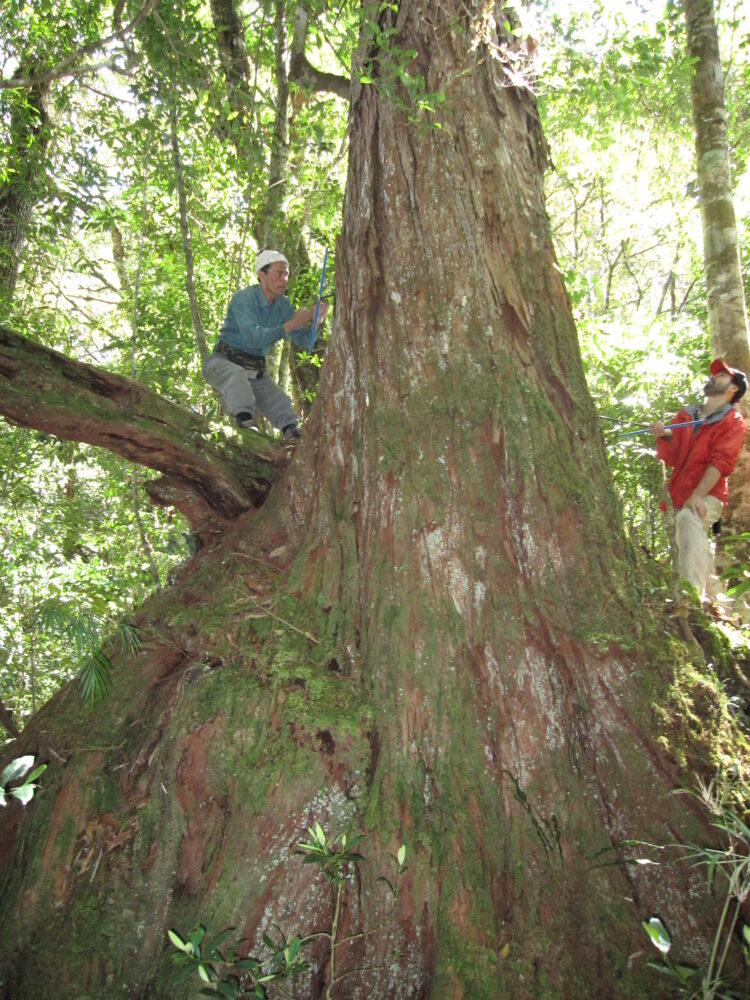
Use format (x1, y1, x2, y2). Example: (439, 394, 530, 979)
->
(197, 962, 212, 983)
(287, 936, 301, 962)
(674, 964, 697, 982)
(1, 756, 35, 786)
(743, 924, 750, 946)
(235, 957, 262, 973)
(397, 844, 406, 866)
(79, 650, 113, 706)
(0, 787, 6, 807)
(314, 821, 326, 846)
(10, 784, 35, 806)
(25, 764, 47, 784)
(217, 979, 240, 999)
(189, 926, 207, 949)
(117, 621, 141, 656)
(170, 962, 199, 987)
(207, 927, 236, 955)
(359, 75, 373, 85)
(168, 929, 187, 950)
(642, 916, 671, 954)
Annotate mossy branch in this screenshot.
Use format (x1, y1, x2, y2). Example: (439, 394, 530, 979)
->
(0, 326, 283, 531)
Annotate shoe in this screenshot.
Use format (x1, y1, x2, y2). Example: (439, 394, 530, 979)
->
(282, 423, 301, 440)
(236, 411, 258, 430)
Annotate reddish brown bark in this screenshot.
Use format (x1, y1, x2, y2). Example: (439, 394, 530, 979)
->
(0, 2, 738, 998)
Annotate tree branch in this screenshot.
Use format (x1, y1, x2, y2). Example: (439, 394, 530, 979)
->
(0, 327, 283, 534)
(0, 698, 20, 739)
(289, 7, 350, 100)
(0, 0, 160, 91)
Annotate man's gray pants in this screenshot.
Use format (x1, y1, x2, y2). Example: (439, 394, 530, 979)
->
(202, 353, 297, 430)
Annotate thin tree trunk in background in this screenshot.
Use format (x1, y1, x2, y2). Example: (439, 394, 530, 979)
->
(261, 0, 290, 247)
(684, 0, 750, 369)
(112, 196, 162, 589)
(131, 469, 161, 588)
(684, 0, 750, 541)
(209, 0, 253, 124)
(0, 73, 50, 302)
(169, 106, 209, 362)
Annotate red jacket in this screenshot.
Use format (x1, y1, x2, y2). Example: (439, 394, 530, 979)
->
(656, 406, 746, 508)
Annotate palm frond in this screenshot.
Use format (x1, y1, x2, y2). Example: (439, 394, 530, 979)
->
(117, 621, 141, 656)
(79, 651, 113, 706)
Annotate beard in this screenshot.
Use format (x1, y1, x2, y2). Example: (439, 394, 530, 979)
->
(704, 378, 727, 396)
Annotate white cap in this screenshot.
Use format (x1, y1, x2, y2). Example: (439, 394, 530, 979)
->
(255, 249, 289, 274)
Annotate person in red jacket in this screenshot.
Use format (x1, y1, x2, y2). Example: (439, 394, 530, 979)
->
(649, 359, 747, 596)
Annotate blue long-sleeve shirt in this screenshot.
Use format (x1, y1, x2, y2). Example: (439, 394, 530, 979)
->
(215, 284, 311, 356)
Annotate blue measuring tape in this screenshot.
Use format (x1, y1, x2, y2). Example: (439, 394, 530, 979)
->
(308, 249, 328, 352)
(617, 418, 706, 439)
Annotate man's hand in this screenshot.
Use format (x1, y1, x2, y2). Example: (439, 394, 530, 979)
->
(285, 306, 316, 329)
(685, 492, 707, 518)
(649, 421, 672, 439)
(284, 300, 330, 332)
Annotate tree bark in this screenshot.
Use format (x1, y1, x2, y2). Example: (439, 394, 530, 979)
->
(0, 326, 282, 531)
(289, 6, 350, 100)
(0, 698, 20, 739)
(684, 0, 750, 541)
(684, 0, 750, 368)
(0, 2, 737, 998)
(0, 73, 51, 301)
(262, 0, 292, 247)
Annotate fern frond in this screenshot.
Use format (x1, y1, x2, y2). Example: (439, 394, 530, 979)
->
(36, 598, 103, 658)
(117, 621, 141, 656)
(79, 651, 113, 706)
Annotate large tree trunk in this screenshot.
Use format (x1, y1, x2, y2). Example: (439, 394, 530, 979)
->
(0, 2, 735, 998)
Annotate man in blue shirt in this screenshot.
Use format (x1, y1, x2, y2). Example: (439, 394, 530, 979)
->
(203, 249, 328, 438)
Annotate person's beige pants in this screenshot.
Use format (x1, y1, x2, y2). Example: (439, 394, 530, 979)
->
(675, 495, 724, 596)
